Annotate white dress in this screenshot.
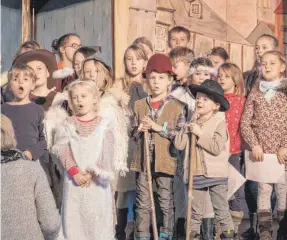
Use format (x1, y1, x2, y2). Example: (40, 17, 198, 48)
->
(53, 117, 116, 240)
(49, 92, 128, 240)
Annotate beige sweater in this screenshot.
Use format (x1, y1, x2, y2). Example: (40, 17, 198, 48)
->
(175, 112, 230, 179)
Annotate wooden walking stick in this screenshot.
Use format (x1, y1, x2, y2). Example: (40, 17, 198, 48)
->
(185, 111, 198, 240)
(144, 131, 159, 240)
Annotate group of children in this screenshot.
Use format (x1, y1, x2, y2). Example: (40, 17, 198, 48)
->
(1, 26, 286, 240)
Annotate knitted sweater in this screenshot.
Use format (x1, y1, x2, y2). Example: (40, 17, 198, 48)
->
(1, 160, 60, 240)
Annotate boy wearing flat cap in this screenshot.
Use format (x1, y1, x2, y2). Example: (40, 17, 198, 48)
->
(175, 80, 235, 239)
(131, 54, 186, 240)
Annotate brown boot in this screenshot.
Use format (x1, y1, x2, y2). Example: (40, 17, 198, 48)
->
(258, 211, 272, 240)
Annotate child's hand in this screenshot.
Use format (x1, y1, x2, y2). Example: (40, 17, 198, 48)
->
(143, 116, 162, 132)
(121, 93, 130, 106)
(73, 173, 88, 185)
(252, 145, 264, 162)
(81, 172, 94, 188)
(138, 123, 149, 132)
(188, 123, 203, 137)
(277, 147, 287, 165)
(24, 150, 32, 160)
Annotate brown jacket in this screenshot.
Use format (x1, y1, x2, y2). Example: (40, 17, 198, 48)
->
(175, 112, 230, 181)
(131, 98, 184, 175)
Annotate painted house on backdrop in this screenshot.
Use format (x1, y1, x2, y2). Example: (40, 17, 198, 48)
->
(274, 0, 287, 59)
(114, 0, 284, 78)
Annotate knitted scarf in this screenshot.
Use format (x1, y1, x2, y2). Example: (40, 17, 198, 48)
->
(259, 79, 282, 103)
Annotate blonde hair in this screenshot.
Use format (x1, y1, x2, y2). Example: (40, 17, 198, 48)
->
(123, 44, 148, 92)
(133, 37, 153, 52)
(169, 46, 195, 65)
(8, 63, 37, 84)
(82, 59, 113, 91)
(1, 115, 17, 151)
(219, 63, 245, 96)
(262, 50, 286, 77)
(67, 80, 100, 115)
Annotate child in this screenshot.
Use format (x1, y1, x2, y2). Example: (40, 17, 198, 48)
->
(82, 56, 129, 174)
(218, 63, 246, 235)
(110, 44, 148, 101)
(13, 49, 58, 108)
(109, 44, 148, 240)
(168, 26, 191, 50)
(53, 33, 81, 92)
(168, 46, 195, 237)
(208, 47, 229, 70)
(169, 46, 195, 86)
(242, 34, 279, 239)
(241, 50, 287, 240)
(72, 46, 98, 78)
(177, 57, 218, 240)
(13, 49, 64, 208)
(190, 57, 218, 84)
(244, 34, 278, 96)
(52, 80, 124, 240)
(133, 37, 154, 59)
(175, 79, 235, 240)
(2, 64, 46, 162)
(55, 33, 81, 69)
(131, 54, 186, 240)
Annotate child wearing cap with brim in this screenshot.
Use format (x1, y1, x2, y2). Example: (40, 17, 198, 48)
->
(174, 79, 235, 239)
(13, 49, 58, 111)
(130, 54, 186, 240)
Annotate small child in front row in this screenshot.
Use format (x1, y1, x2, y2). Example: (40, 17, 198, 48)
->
(218, 63, 246, 234)
(131, 54, 186, 240)
(52, 80, 119, 240)
(241, 50, 287, 240)
(2, 64, 46, 162)
(175, 80, 235, 239)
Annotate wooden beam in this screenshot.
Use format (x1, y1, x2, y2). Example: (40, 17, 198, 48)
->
(113, 0, 130, 79)
(22, 0, 31, 43)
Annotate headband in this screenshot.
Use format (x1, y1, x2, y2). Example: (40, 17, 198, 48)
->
(189, 65, 218, 77)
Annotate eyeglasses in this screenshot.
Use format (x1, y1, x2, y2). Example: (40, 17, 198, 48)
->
(65, 43, 82, 50)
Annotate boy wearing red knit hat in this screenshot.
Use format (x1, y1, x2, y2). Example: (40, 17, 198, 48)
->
(131, 54, 186, 240)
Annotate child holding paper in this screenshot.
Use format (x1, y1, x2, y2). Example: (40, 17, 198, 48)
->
(241, 50, 287, 240)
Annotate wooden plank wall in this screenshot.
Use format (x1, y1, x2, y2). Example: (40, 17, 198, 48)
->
(36, 0, 113, 67)
(1, 6, 22, 71)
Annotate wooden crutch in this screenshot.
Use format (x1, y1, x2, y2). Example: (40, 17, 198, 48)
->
(144, 131, 159, 240)
(185, 111, 198, 240)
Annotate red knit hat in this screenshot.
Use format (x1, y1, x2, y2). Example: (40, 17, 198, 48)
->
(145, 54, 175, 76)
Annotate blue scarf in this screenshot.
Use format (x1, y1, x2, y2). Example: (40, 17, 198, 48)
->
(259, 79, 282, 103)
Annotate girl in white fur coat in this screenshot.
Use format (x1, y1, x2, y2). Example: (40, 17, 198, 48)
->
(52, 80, 127, 240)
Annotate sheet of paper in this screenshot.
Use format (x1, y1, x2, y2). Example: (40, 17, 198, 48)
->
(245, 151, 285, 184)
(227, 163, 246, 200)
